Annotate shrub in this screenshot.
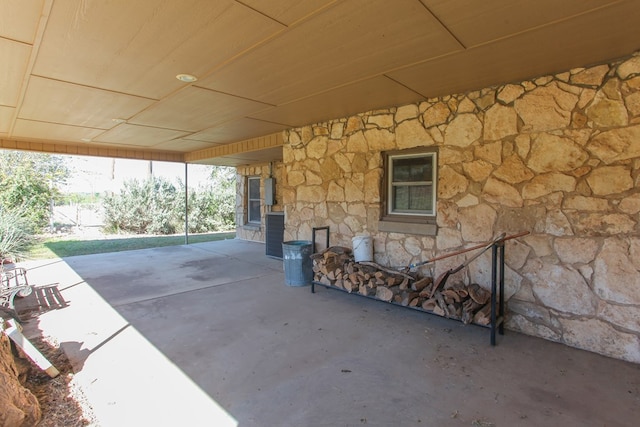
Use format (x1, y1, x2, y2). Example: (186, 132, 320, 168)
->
(0, 206, 33, 261)
(102, 177, 180, 234)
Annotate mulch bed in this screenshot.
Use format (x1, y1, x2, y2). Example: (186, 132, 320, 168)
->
(22, 335, 97, 426)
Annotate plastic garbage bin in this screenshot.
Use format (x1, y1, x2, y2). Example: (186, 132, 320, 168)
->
(282, 240, 313, 286)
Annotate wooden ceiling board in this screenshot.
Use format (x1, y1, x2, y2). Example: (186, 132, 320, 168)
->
(12, 119, 105, 142)
(0, 106, 15, 134)
(33, 0, 284, 99)
(193, 147, 283, 166)
(388, 1, 640, 100)
(422, 0, 620, 47)
(185, 118, 290, 144)
(92, 124, 190, 147)
(152, 138, 221, 153)
(19, 76, 156, 129)
(0, 39, 32, 106)
(0, 0, 45, 43)
(198, 0, 461, 105)
(250, 76, 424, 127)
(238, 0, 338, 26)
(129, 86, 272, 132)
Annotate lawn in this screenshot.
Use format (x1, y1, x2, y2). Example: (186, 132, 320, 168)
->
(27, 231, 236, 259)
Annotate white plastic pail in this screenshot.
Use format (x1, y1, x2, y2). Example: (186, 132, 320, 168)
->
(352, 235, 373, 262)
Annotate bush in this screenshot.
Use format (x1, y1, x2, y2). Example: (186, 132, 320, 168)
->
(103, 169, 236, 235)
(182, 184, 235, 233)
(103, 177, 180, 234)
(181, 166, 235, 233)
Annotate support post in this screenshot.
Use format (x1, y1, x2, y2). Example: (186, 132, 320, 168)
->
(499, 241, 505, 336)
(490, 243, 498, 346)
(184, 163, 189, 245)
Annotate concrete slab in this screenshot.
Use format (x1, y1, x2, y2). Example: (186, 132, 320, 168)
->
(16, 239, 640, 427)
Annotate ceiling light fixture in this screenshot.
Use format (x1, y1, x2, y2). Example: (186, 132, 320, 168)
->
(176, 73, 198, 83)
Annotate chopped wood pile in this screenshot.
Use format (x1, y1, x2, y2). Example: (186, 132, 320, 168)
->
(312, 246, 493, 326)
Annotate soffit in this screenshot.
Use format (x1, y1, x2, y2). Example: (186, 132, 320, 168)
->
(1, 0, 638, 166)
(185, 118, 290, 145)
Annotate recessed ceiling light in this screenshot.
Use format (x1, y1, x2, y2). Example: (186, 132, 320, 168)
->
(112, 118, 126, 124)
(176, 73, 198, 83)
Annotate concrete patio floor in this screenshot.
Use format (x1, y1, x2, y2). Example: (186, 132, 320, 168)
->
(16, 239, 640, 427)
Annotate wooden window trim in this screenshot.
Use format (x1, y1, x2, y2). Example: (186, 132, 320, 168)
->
(380, 147, 438, 235)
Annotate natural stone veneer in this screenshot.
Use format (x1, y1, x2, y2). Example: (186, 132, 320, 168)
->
(274, 52, 640, 363)
(236, 163, 284, 242)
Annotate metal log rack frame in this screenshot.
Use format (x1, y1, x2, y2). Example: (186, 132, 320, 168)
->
(310, 226, 513, 346)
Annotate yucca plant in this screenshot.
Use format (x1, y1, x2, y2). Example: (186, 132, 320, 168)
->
(0, 205, 33, 262)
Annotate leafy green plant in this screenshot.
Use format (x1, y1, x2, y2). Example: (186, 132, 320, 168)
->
(0, 206, 33, 261)
(103, 176, 180, 234)
(102, 167, 236, 235)
(180, 177, 235, 233)
(0, 150, 70, 229)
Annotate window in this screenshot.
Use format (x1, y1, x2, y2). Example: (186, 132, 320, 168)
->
(247, 177, 261, 224)
(380, 148, 437, 235)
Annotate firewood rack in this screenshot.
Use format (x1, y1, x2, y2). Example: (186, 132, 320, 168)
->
(310, 227, 522, 346)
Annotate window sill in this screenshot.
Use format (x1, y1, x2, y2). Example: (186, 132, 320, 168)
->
(243, 223, 262, 231)
(378, 219, 437, 236)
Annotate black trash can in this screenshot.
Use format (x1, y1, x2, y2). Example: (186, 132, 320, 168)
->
(282, 240, 313, 286)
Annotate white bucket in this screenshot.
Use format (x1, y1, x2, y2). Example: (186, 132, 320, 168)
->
(352, 235, 373, 262)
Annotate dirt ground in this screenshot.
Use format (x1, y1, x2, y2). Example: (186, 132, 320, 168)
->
(22, 334, 97, 426)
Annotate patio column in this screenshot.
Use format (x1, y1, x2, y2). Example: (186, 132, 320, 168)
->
(184, 162, 189, 245)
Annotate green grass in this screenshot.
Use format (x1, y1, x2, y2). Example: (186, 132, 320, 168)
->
(27, 231, 236, 259)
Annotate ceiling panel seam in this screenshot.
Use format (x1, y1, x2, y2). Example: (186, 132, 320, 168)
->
(418, 1, 467, 50)
(9, 0, 54, 137)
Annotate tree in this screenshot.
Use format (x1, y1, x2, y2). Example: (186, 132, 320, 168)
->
(0, 150, 70, 228)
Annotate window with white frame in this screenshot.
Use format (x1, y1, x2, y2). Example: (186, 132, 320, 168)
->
(383, 149, 437, 225)
(247, 176, 261, 224)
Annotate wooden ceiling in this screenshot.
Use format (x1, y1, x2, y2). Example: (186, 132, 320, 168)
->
(1, 0, 639, 165)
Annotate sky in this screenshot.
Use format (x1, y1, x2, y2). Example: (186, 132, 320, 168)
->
(62, 155, 219, 193)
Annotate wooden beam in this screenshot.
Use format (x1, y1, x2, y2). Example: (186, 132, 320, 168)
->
(0, 138, 185, 162)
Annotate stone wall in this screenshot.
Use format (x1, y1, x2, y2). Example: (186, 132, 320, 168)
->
(278, 52, 640, 363)
(236, 162, 284, 242)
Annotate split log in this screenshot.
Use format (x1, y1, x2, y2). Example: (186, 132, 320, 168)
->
(375, 287, 394, 302)
(343, 280, 356, 293)
(400, 291, 419, 306)
(357, 261, 415, 281)
(473, 303, 492, 325)
(434, 291, 450, 317)
(468, 284, 491, 305)
(411, 277, 432, 292)
(442, 289, 461, 304)
(421, 298, 436, 311)
(462, 299, 482, 325)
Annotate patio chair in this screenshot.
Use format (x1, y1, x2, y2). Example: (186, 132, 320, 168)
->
(1, 263, 33, 321)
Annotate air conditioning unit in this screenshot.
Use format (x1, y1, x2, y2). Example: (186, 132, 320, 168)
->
(265, 212, 284, 259)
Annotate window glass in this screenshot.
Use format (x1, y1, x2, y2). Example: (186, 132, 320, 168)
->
(388, 152, 436, 216)
(249, 179, 260, 199)
(247, 177, 261, 223)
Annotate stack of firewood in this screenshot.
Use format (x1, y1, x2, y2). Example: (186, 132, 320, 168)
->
(312, 246, 493, 325)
